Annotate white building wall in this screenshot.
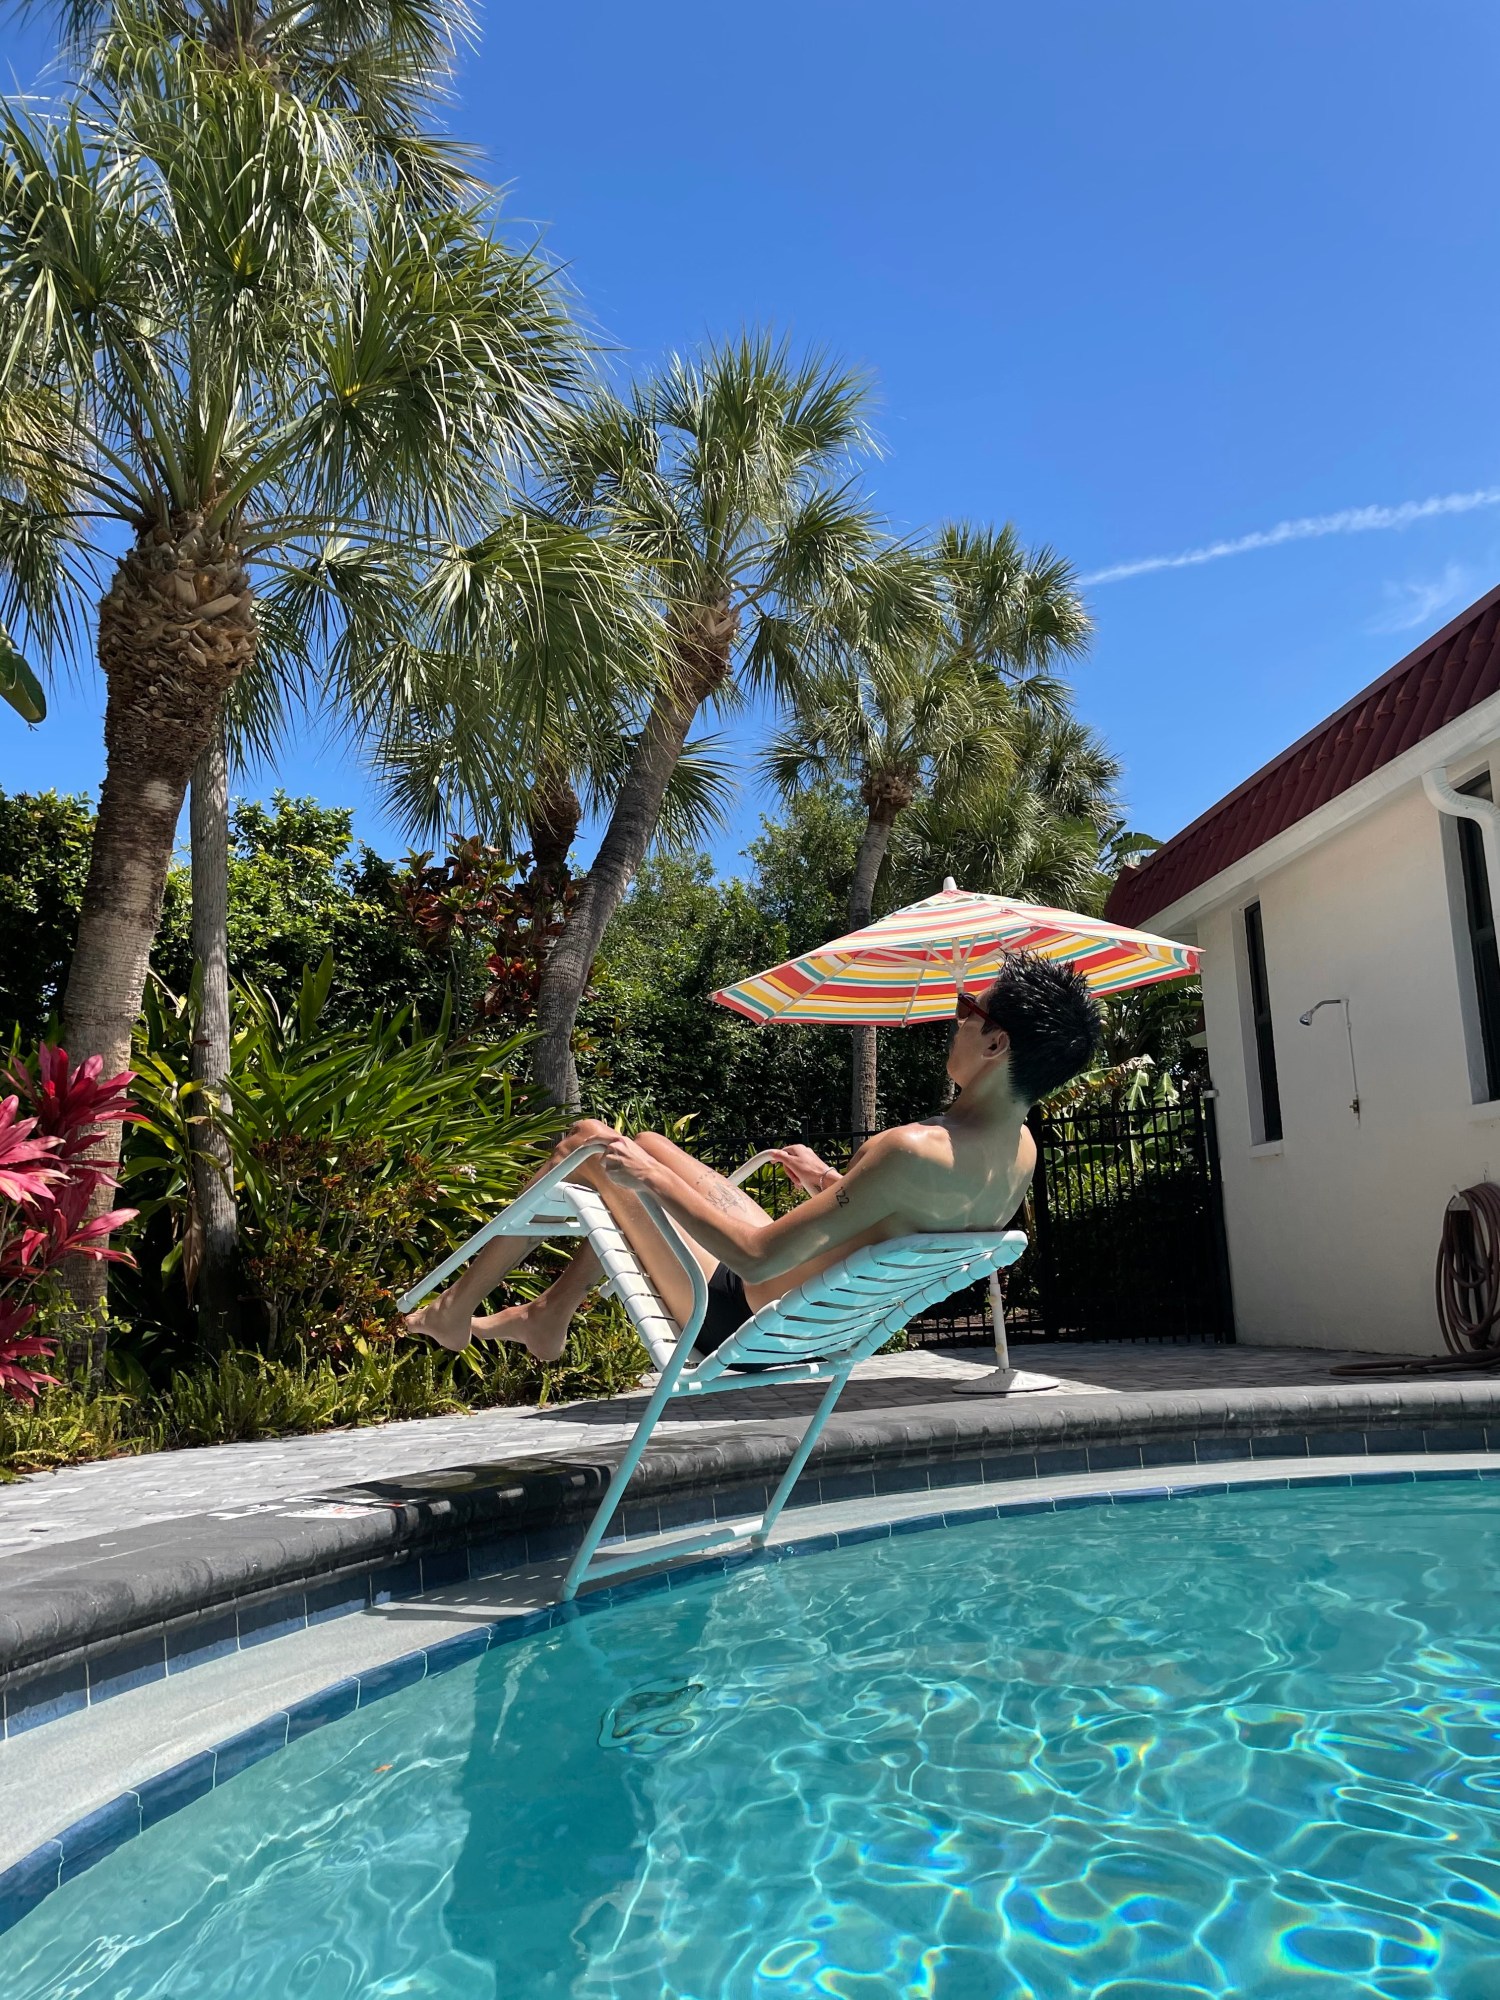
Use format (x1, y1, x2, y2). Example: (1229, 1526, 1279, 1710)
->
(1199, 770, 1500, 1352)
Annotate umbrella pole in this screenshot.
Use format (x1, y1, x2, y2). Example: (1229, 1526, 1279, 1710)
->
(955, 1272, 1060, 1395)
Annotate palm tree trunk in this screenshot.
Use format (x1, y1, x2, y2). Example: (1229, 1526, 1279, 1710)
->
(848, 811, 896, 1137)
(526, 760, 581, 915)
(533, 678, 709, 1109)
(189, 715, 240, 1347)
(60, 514, 255, 1324)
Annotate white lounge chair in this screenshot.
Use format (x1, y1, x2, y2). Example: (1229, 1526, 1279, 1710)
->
(397, 1143, 1027, 1599)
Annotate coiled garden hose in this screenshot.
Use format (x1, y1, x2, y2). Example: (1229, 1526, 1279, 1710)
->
(1436, 1182, 1500, 1357)
(1333, 1182, 1500, 1377)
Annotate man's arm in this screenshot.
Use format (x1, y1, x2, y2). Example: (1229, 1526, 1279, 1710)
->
(602, 1131, 916, 1283)
(765, 1143, 842, 1194)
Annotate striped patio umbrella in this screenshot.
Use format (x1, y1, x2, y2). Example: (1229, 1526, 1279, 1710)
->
(712, 880, 1199, 1026)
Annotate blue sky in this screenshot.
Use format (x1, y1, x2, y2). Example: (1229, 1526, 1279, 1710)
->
(6, 0, 1500, 876)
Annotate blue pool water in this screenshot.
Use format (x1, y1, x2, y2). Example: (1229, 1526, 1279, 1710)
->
(5, 1483, 1500, 1999)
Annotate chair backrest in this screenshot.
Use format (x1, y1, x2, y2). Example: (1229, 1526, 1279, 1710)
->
(694, 1229, 1028, 1377)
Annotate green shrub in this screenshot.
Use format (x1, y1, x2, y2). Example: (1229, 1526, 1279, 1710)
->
(150, 794, 460, 1032)
(226, 962, 563, 1352)
(0, 791, 94, 1043)
(123, 957, 565, 1358)
(158, 1349, 345, 1446)
(0, 1379, 159, 1478)
(0, 1289, 649, 1476)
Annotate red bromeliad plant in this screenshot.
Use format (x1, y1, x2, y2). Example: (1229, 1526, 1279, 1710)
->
(0, 1046, 140, 1402)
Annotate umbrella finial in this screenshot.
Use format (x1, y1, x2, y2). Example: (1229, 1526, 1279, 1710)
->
(942, 876, 958, 894)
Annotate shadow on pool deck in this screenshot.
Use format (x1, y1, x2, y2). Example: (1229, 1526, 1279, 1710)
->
(0, 1339, 1439, 1567)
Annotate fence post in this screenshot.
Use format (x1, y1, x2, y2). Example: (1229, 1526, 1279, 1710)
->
(1027, 1106, 1059, 1341)
(1198, 1087, 1236, 1344)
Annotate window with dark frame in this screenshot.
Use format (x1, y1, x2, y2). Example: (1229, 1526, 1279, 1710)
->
(1243, 901, 1283, 1143)
(1457, 775, 1500, 1102)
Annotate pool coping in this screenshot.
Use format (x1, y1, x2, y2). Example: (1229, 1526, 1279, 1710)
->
(3, 1449, 1500, 1939)
(6, 1379, 1500, 1730)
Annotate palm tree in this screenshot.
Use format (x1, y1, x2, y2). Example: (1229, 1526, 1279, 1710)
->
(81, 0, 481, 1345)
(0, 46, 649, 1317)
(372, 659, 735, 910)
(0, 386, 69, 723)
(766, 526, 1091, 1130)
(893, 707, 1123, 909)
(45, 0, 479, 204)
(765, 649, 1017, 1132)
(927, 521, 1089, 687)
(530, 333, 923, 1108)
(7, 0, 482, 1340)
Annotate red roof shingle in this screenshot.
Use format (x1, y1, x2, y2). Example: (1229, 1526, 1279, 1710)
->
(1104, 582, 1500, 929)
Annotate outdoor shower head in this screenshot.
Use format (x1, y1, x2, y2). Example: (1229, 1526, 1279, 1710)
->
(1297, 997, 1361, 1117)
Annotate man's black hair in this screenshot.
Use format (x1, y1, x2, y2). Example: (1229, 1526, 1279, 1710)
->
(979, 951, 1102, 1105)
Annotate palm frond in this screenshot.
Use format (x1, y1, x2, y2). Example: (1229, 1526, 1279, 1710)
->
(653, 733, 736, 851)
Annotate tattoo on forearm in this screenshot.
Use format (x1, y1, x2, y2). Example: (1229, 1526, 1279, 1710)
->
(835, 1186, 851, 1208)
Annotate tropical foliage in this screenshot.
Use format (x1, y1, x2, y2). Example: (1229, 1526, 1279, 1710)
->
(1, 1304, 649, 1475)
(0, 788, 461, 1043)
(0, 617, 44, 722)
(0, 0, 1193, 1460)
(0, 20, 651, 1336)
(763, 525, 1091, 1127)
(0, 791, 95, 1042)
(123, 957, 563, 1354)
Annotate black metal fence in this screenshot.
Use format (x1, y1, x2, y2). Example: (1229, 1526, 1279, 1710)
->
(1013, 1091, 1234, 1344)
(687, 1088, 1233, 1347)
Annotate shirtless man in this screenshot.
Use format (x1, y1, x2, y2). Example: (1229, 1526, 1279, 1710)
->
(405, 952, 1100, 1361)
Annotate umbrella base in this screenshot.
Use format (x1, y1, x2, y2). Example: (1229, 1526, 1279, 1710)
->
(953, 1365, 1060, 1395)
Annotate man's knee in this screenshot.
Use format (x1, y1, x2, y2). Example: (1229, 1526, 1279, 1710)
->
(560, 1117, 613, 1152)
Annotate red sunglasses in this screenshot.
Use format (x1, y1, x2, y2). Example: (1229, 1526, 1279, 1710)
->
(954, 991, 1002, 1031)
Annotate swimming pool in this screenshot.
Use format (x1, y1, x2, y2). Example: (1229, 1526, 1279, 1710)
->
(3, 1481, 1498, 1998)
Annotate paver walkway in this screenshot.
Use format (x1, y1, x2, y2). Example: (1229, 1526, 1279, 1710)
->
(0, 1340, 1419, 1561)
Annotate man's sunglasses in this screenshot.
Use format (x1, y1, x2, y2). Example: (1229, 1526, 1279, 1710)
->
(954, 991, 1002, 1031)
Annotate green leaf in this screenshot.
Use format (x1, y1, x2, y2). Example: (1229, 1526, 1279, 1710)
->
(0, 627, 45, 723)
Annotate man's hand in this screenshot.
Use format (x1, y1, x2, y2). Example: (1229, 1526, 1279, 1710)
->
(767, 1144, 839, 1194)
(600, 1135, 657, 1191)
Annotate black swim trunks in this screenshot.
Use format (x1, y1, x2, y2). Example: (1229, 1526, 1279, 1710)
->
(696, 1260, 753, 1356)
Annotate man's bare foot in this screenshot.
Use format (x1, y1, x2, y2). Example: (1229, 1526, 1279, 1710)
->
(468, 1297, 570, 1364)
(403, 1293, 477, 1353)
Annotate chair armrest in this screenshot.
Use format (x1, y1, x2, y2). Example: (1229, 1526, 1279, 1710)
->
(728, 1150, 784, 1187)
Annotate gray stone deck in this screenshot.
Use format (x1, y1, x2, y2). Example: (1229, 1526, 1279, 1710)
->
(0, 1339, 1430, 1559)
(8, 1337, 1500, 1707)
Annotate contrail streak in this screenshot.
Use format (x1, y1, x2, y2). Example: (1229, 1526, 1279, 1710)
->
(1081, 487, 1500, 586)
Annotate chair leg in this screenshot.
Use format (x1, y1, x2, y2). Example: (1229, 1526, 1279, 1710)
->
(752, 1364, 854, 1545)
(560, 1339, 698, 1601)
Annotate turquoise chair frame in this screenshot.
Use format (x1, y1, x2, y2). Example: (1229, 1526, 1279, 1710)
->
(398, 1144, 1027, 1600)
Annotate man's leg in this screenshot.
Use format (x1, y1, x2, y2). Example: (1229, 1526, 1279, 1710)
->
(409, 1123, 777, 1358)
(425, 1143, 721, 1360)
(632, 1134, 783, 1307)
(465, 1238, 604, 1362)
(405, 1119, 616, 1350)
(465, 1137, 776, 1358)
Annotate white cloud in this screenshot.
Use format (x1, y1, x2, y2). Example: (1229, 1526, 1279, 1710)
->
(1081, 487, 1500, 586)
(1369, 561, 1472, 634)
